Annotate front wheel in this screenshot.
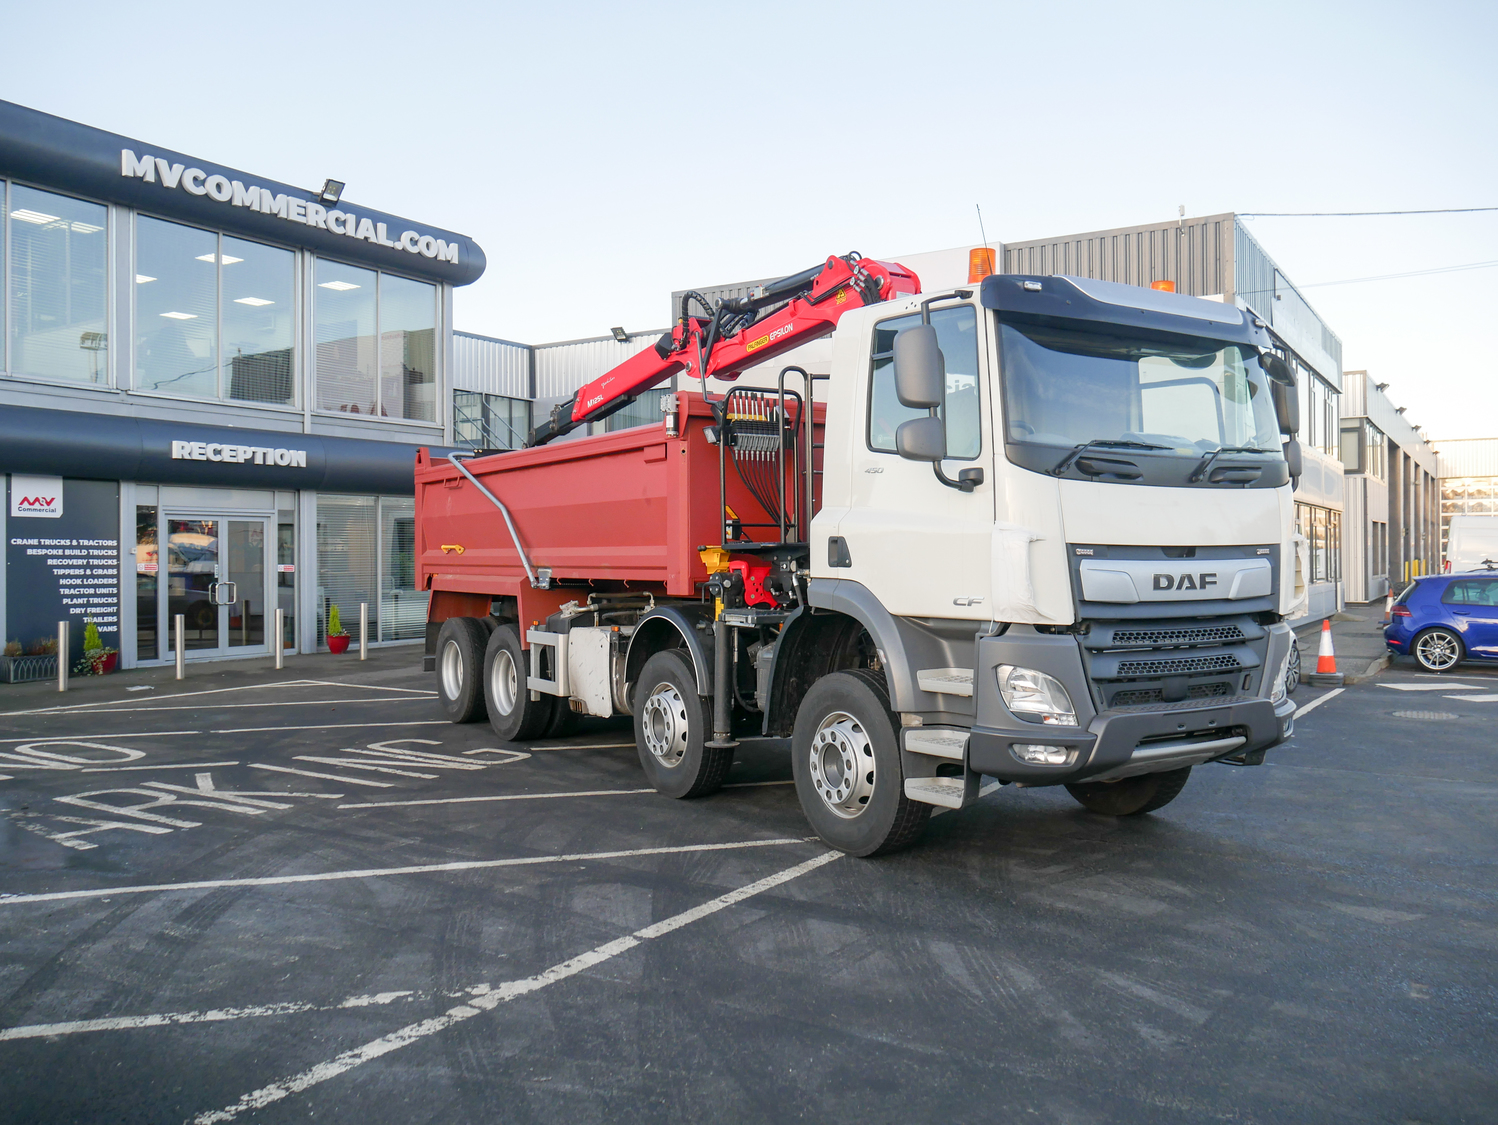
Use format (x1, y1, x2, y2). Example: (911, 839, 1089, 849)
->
(633, 650, 732, 798)
(1065, 766, 1192, 817)
(1413, 627, 1464, 673)
(791, 670, 930, 857)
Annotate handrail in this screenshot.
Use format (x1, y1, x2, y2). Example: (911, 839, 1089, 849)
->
(444, 453, 542, 588)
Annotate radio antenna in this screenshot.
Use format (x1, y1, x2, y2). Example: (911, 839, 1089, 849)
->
(976, 204, 990, 249)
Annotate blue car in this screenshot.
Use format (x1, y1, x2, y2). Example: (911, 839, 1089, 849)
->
(1385, 571, 1498, 672)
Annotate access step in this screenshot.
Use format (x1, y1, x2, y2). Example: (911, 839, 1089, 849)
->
(903, 776, 969, 809)
(903, 728, 969, 760)
(916, 667, 974, 697)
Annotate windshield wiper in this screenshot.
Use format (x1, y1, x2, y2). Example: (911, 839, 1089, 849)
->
(1052, 439, 1170, 476)
(1189, 445, 1269, 483)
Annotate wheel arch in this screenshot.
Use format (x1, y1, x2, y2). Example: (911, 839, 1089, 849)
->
(625, 606, 714, 697)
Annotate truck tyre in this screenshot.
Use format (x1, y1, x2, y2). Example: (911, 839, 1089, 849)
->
(791, 670, 930, 857)
(542, 700, 579, 739)
(1065, 766, 1192, 817)
(483, 624, 554, 741)
(436, 617, 489, 724)
(633, 650, 731, 798)
(1412, 627, 1464, 673)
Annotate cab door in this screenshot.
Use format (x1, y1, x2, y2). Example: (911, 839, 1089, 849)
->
(835, 302, 994, 620)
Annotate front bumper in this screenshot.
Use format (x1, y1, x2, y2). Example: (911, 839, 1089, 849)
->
(966, 626, 1295, 785)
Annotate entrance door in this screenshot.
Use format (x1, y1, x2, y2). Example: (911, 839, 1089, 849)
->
(163, 515, 272, 658)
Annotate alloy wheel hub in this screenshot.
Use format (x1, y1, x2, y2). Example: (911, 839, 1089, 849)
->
(642, 682, 689, 766)
(809, 711, 876, 819)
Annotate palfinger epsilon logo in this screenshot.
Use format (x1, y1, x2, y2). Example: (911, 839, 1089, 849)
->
(10, 475, 64, 518)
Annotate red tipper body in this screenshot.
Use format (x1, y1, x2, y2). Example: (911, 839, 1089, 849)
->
(415, 393, 824, 632)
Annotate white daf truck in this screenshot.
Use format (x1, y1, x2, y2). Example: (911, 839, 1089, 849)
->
(419, 266, 1306, 856)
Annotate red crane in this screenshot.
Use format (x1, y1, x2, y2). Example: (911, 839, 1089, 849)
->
(528, 252, 921, 446)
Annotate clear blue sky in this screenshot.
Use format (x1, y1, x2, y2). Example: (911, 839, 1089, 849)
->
(3, 0, 1493, 438)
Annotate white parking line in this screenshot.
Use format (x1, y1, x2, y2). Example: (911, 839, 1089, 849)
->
(7, 698, 433, 718)
(0, 989, 426, 1043)
(1292, 688, 1343, 719)
(339, 788, 655, 809)
(192, 849, 840, 1123)
(215, 721, 451, 734)
(250, 764, 393, 788)
(1444, 693, 1498, 702)
(83, 761, 239, 773)
(1378, 683, 1488, 692)
(0, 837, 815, 907)
(0, 679, 432, 718)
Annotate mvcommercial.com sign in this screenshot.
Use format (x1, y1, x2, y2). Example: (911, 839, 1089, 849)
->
(9, 474, 63, 518)
(122, 150, 462, 265)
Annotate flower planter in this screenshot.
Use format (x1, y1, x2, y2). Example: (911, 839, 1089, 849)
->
(327, 635, 351, 654)
(0, 654, 58, 683)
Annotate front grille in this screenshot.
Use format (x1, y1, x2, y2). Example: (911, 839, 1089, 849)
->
(1115, 654, 1241, 677)
(1112, 625, 1245, 646)
(1111, 682, 1233, 707)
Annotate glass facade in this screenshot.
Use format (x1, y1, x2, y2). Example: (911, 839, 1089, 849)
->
(223, 236, 296, 404)
(1296, 502, 1342, 584)
(455, 390, 530, 448)
(315, 260, 436, 419)
(7, 184, 108, 383)
(1, 177, 443, 423)
(316, 494, 428, 648)
(135, 217, 218, 397)
(379, 274, 437, 422)
(1440, 476, 1498, 556)
(602, 389, 669, 434)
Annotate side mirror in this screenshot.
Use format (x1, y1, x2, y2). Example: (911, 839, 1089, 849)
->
(1282, 438, 1303, 482)
(1260, 352, 1295, 386)
(1271, 378, 1300, 436)
(896, 416, 946, 462)
(892, 325, 945, 409)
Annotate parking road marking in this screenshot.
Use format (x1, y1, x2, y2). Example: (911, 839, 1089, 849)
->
(192, 849, 841, 1124)
(4, 698, 433, 718)
(1378, 683, 1489, 692)
(0, 679, 429, 717)
(217, 721, 450, 734)
(1292, 688, 1343, 719)
(1, 989, 425, 1043)
(339, 787, 656, 809)
(0, 837, 815, 907)
(83, 761, 239, 773)
(250, 764, 393, 788)
(1444, 693, 1498, 701)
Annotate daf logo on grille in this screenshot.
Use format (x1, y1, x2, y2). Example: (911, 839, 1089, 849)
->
(1153, 572, 1219, 591)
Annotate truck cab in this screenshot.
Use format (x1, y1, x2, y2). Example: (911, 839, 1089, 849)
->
(788, 274, 1300, 843)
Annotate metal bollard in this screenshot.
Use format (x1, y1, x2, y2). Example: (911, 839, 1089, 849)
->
(174, 614, 185, 680)
(359, 602, 368, 661)
(274, 608, 285, 670)
(57, 620, 68, 693)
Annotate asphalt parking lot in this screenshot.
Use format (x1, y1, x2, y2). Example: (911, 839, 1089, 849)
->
(1, 652, 1495, 1124)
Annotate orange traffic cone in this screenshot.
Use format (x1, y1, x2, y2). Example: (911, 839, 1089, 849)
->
(1310, 618, 1343, 686)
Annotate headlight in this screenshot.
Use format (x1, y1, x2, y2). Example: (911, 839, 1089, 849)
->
(1269, 647, 1290, 704)
(996, 665, 1076, 726)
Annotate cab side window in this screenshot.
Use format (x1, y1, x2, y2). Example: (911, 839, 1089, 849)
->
(868, 305, 981, 459)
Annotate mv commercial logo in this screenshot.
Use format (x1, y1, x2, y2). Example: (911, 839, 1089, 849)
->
(120, 150, 461, 265)
(9, 474, 63, 519)
(1153, 571, 1219, 592)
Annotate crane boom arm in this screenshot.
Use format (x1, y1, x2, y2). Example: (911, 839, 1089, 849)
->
(529, 253, 920, 446)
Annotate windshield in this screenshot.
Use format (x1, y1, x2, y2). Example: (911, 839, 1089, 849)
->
(1000, 321, 1282, 454)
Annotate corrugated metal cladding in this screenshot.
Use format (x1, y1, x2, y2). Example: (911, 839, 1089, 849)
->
(670, 278, 780, 326)
(1003, 214, 1343, 389)
(452, 332, 531, 398)
(533, 332, 666, 401)
(1003, 215, 1235, 300)
(1437, 437, 1498, 478)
